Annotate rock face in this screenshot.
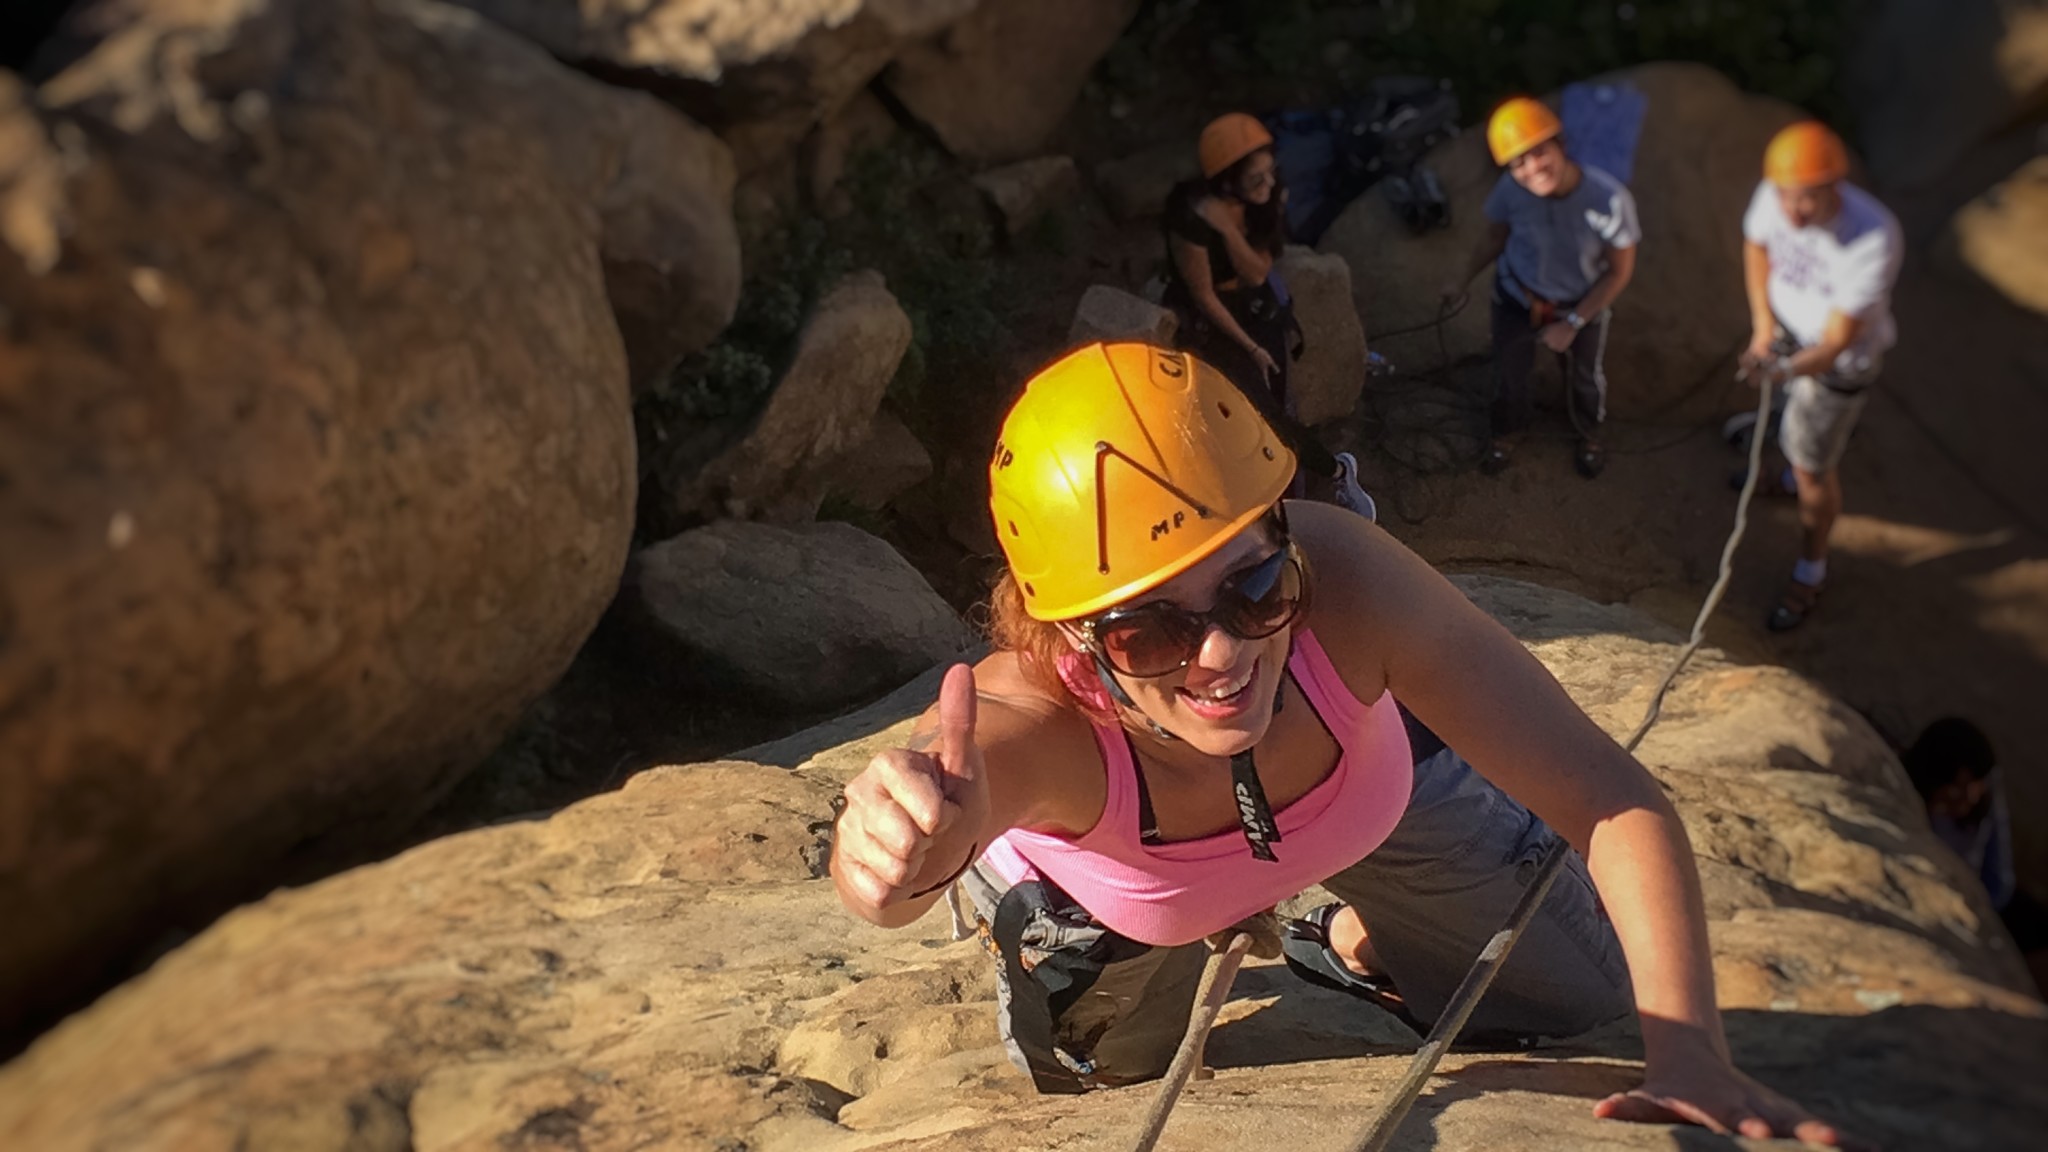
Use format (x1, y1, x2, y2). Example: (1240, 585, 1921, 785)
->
(974, 155, 1079, 235)
(1951, 155, 2048, 317)
(1846, 0, 2048, 190)
(884, 0, 1144, 164)
(1321, 63, 1801, 420)
(1068, 284, 1179, 347)
(625, 520, 974, 715)
(448, 0, 977, 172)
(683, 270, 913, 521)
(824, 410, 933, 512)
(1277, 246, 1368, 426)
(0, 0, 738, 1039)
(4, 577, 2042, 1151)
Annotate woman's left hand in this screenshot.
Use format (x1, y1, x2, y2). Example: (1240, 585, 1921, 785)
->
(1195, 195, 1235, 234)
(1595, 1049, 1874, 1150)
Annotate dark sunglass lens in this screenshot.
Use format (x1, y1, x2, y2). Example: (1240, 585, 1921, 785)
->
(1101, 611, 1205, 677)
(1219, 557, 1301, 639)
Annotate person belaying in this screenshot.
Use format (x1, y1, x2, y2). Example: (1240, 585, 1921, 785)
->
(1736, 120, 1902, 632)
(1441, 96, 1640, 479)
(1163, 112, 1373, 516)
(830, 342, 1861, 1146)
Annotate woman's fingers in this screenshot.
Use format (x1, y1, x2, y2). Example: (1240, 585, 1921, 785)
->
(1592, 1091, 1730, 1135)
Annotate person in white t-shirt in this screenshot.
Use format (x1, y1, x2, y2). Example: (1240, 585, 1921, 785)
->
(1738, 120, 1902, 631)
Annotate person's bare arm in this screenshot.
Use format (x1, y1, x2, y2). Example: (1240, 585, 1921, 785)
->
(832, 663, 1099, 929)
(1201, 200, 1275, 284)
(1573, 243, 1637, 318)
(1292, 502, 1855, 1146)
(1172, 236, 1270, 368)
(1742, 240, 1775, 362)
(1777, 310, 1864, 380)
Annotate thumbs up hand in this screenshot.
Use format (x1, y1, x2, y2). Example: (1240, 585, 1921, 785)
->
(834, 664, 991, 917)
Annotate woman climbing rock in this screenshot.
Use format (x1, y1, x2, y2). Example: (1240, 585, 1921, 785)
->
(831, 342, 1861, 1147)
(1163, 113, 1372, 515)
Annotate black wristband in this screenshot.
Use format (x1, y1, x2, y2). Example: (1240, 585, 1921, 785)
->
(909, 841, 980, 899)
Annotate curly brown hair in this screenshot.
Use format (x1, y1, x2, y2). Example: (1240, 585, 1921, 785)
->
(984, 569, 1119, 722)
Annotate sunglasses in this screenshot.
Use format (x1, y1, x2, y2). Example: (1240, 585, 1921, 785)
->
(1081, 540, 1310, 678)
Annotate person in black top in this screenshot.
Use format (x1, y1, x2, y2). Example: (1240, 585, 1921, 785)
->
(1162, 113, 1372, 516)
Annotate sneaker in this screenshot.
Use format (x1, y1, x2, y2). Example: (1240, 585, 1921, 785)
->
(1331, 452, 1376, 522)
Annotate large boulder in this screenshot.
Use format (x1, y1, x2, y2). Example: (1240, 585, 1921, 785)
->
(1068, 283, 1178, 347)
(1949, 155, 2048, 317)
(823, 409, 934, 513)
(0, 0, 737, 1039)
(973, 155, 1079, 236)
(681, 270, 913, 522)
(1277, 246, 1368, 426)
(1845, 0, 2048, 190)
(1094, 140, 1198, 221)
(1321, 63, 1802, 421)
(624, 520, 974, 715)
(3, 577, 2042, 1151)
(884, 0, 1144, 164)
(448, 0, 978, 173)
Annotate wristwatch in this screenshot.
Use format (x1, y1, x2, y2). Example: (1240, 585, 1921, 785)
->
(1564, 311, 1588, 331)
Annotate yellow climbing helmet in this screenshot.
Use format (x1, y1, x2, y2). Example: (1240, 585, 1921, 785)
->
(1486, 96, 1562, 165)
(988, 342, 1296, 621)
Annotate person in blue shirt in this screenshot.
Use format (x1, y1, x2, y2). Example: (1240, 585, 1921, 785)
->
(1441, 97, 1640, 479)
(1906, 718, 2017, 915)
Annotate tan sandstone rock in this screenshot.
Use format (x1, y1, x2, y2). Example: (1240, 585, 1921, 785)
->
(624, 520, 974, 715)
(884, 0, 1144, 164)
(448, 0, 979, 173)
(1321, 63, 1802, 421)
(1068, 283, 1179, 347)
(974, 155, 1080, 236)
(1846, 0, 2048, 190)
(824, 408, 934, 513)
(683, 269, 913, 521)
(0, 0, 736, 1040)
(1, 578, 2041, 1151)
(1951, 155, 2048, 317)
(1278, 246, 1368, 426)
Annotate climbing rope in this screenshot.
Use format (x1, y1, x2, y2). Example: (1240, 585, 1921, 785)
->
(1132, 373, 1780, 1152)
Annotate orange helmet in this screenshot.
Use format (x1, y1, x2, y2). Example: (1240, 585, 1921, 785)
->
(1198, 113, 1274, 179)
(989, 342, 1296, 621)
(1763, 121, 1848, 189)
(1486, 96, 1561, 165)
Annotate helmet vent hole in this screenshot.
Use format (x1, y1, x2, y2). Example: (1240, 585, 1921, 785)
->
(1218, 401, 1232, 419)
(1023, 582, 1035, 597)
(1008, 520, 1019, 537)
(1263, 446, 1275, 460)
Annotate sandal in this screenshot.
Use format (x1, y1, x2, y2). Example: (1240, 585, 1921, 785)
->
(1574, 439, 1607, 479)
(1766, 577, 1824, 632)
(1280, 904, 1425, 1034)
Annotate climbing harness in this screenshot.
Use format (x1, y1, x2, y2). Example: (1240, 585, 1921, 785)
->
(1130, 372, 1781, 1152)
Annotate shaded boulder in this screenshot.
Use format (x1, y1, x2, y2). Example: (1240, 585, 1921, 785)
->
(823, 409, 934, 513)
(0, 0, 736, 1039)
(682, 270, 914, 521)
(1277, 246, 1367, 426)
(1093, 140, 1198, 221)
(1321, 63, 1802, 420)
(1068, 284, 1178, 347)
(973, 155, 1078, 236)
(805, 88, 900, 214)
(3, 576, 2042, 1150)
(1949, 155, 2048, 317)
(885, 0, 1143, 164)
(1845, 0, 2048, 190)
(449, 0, 979, 173)
(626, 520, 974, 715)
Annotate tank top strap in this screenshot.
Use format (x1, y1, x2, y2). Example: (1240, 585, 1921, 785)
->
(1287, 628, 1374, 734)
(1082, 717, 1144, 849)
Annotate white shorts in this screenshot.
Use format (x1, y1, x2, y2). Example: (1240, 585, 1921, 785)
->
(1779, 359, 1878, 476)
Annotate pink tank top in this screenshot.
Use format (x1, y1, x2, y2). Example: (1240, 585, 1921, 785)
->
(982, 629, 1414, 946)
